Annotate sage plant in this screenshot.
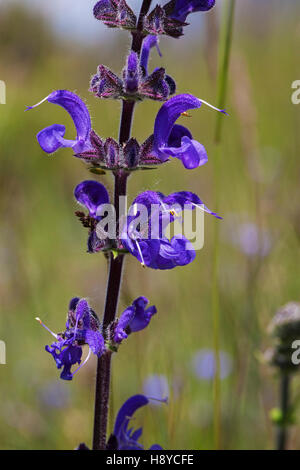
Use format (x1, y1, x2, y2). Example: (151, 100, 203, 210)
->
(29, 0, 225, 450)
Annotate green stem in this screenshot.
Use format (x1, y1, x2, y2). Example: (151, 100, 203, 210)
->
(212, 0, 236, 450)
(215, 0, 236, 144)
(276, 374, 291, 450)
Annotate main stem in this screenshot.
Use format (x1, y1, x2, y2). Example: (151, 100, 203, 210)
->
(276, 374, 290, 450)
(92, 183, 127, 450)
(92, 0, 152, 450)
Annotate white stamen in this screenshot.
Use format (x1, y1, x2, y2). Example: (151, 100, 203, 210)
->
(72, 347, 92, 377)
(148, 396, 169, 405)
(35, 317, 58, 339)
(199, 98, 228, 115)
(191, 203, 209, 214)
(26, 95, 50, 111)
(135, 240, 146, 268)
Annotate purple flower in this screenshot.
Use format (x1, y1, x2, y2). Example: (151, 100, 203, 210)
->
(169, 0, 215, 22)
(38, 295, 157, 380)
(140, 35, 162, 76)
(191, 349, 233, 381)
(45, 343, 83, 381)
(74, 181, 221, 265)
(74, 180, 110, 253)
(91, 35, 175, 102)
(37, 297, 105, 381)
(139, 37, 176, 100)
(27, 90, 92, 154)
(121, 190, 221, 269)
(114, 297, 157, 343)
(108, 395, 162, 450)
(153, 94, 226, 169)
(75, 180, 109, 219)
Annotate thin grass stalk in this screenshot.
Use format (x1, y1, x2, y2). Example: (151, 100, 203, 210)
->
(212, 0, 236, 450)
(276, 374, 291, 450)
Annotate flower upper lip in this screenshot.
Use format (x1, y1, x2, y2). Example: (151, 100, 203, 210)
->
(111, 394, 162, 450)
(169, 0, 216, 23)
(153, 93, 227, 169)
(27, 90, 92, 154)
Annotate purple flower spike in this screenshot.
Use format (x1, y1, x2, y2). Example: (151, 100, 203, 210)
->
(27, 90, 92, 154)
(114, 297, 157, 343)
(153, 93, 226, 169)
(110, 395, 162, 450)
(74, 180, 109, 219)
(170, 0, 215, 22)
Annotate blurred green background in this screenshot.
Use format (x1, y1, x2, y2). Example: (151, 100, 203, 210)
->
(0, 0, 300, 450)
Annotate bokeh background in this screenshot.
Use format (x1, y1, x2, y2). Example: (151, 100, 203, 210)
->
(0, 0, 300, 450)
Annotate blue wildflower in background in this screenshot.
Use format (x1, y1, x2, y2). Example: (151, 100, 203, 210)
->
(38, 382, 71, 410)
(223, 217, 272, 258)
(191, 349, 233, 381)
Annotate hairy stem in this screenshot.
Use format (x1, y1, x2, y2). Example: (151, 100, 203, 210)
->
(276, 374, 290, 450)
(119, 100, 135, 145)
(92, 0, 152, 451)
(93, 352, 112, 450)
(92, 172, 128, 451)
(131, 0, 152, 52)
